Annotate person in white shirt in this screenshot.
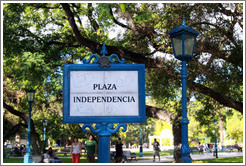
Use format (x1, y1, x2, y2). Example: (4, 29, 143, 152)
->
(70, 137, 82, 163)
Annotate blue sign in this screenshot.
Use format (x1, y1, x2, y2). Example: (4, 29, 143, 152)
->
(63, 63, 146, 123)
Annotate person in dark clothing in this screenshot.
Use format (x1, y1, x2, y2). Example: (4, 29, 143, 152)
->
(115, 137, 123, 163)
(152, 138, 160, 162)
(47, 147, 61, 163)
(13, 147, 21, 156)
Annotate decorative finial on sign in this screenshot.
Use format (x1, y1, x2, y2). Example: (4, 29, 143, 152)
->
(98, 42, 110, 67)
(84, 41, 125, 66)
(100, 42, 108, 57)
(182, 13, 186, 26)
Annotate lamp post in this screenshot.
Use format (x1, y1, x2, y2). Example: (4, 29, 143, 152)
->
(168, 14, 198, 163)
(24, 88, 35, 163)
(139, 126, 143, 157)
(43, 119, 47, 153)
(213, 130, 218, 158)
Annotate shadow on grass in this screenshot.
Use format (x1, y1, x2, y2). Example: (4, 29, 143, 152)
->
(193, 156, 243, 163)
(3, 158, 98, 163)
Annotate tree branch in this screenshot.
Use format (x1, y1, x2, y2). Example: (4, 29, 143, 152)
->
(109, 7, 134, 31)
(46, 41, 81, 48)
(146, 105, 174, 124)
(61, 3, 243, 113)
(3, 101, 42, 154)
(87, 3, 99, 32)
(190, 82, 243, 114)
(3, 101, 27, 120)
(3, 123, 26, 141)
(191, 21, 237, 46)
(61, 3, 163, 68)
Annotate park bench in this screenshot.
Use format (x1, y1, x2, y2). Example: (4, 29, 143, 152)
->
(56, 146, 71, 156)
(123, 150, 137, 162)
(226, 145, 242, 152)
(235, 146, 243, 152)
(110, 150, 137, 162)
(190, 147, 199, 154)
(55, 145, 86, 157)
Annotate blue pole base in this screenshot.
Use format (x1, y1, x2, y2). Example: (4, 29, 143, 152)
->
(82, 123, 127, 163)
(181, 144, 192, 163)
(180, 156, 192, 163)
(24, 153, 33, 163)
(98, 136, 110, 163)
(139, 146, 143, 157)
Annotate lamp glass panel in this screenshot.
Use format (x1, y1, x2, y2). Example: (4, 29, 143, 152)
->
(27, 92, 34, 102)
(184, 34, 195, 55)
(172, 36, 182, 56)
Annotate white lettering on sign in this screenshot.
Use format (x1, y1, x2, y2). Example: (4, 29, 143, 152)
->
(69, 71, 139, 116)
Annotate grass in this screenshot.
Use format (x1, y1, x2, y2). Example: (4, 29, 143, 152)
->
(132, 149, 174, 156)
(193, 156, 243, 163)
(3, 158, 24, 163)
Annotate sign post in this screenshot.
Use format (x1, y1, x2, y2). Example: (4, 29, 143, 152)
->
(63, 42, 146, 163)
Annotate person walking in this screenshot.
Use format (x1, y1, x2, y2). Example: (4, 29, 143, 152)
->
(152, 138, 160, 162)
(85, 134, 97, 163)
(115, 137, 123, 163)
(70, 137, 82, 163)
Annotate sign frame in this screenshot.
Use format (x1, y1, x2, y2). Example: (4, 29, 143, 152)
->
(63, 63, 146, 123)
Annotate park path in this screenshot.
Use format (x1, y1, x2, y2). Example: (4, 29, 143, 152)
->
(9, 151, 243, 163)
(129, 151, 244, 163)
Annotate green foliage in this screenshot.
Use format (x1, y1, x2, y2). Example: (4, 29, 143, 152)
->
(146, 67, 180, 105)
(152, 119, 172, 137)
(187, 100, 243, 144)
(161, 138, 171, 146)
(226, 110, 243, 142)
(3, 2, 243, 151)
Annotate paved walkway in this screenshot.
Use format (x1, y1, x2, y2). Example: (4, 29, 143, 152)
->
(127, 151, 244, 163)
(10, 151, 243, 163)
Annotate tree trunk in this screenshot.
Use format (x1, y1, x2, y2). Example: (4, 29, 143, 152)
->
(219, 114, 224, 146)
(31, 131, 42, 155)
(31, 135, 41, 155)
(172, 115, 182, 163)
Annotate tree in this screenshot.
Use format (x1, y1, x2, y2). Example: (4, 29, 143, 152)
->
(62, 3, 243, 113)
(3, 3, 243, 114)
(226, 110, 243, 142)
(3, 2, 243, 161)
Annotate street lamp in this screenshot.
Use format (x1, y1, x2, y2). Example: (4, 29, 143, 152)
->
(43, 119, 47, 153)
(24, 88, 35, 163)
(139, 125, 143, 157)
(213, 130, 218, 158)
(168, 14, 198, 163)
